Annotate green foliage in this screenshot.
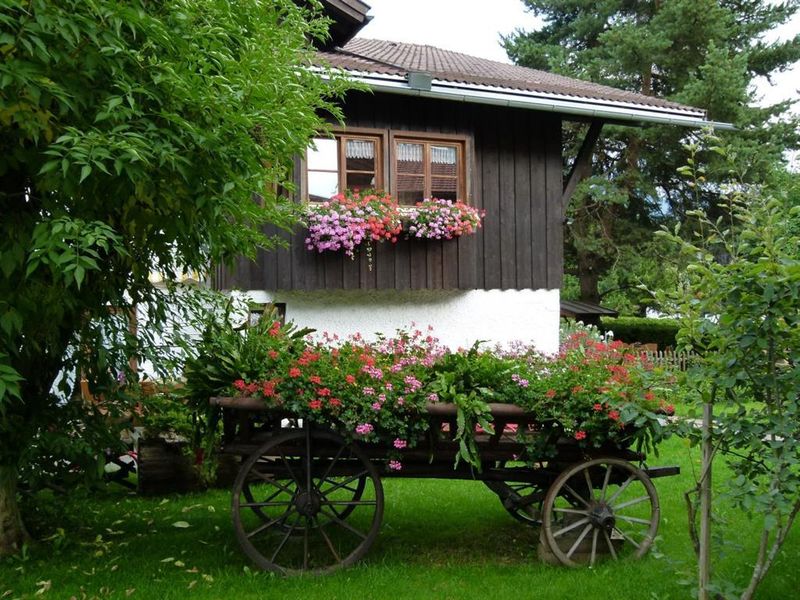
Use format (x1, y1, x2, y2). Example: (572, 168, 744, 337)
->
(427, 346, 500, 468)
(0, 0, 352, 549)
(507, 0, 800, 306)
(659, 136, 800, 599)
(600, 316, 680, 349)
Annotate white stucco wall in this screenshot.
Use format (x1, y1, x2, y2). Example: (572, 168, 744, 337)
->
(243, 288, 560, 354)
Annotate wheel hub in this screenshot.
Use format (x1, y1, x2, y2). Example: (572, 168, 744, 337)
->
(589, 503, 615, 530)
(294, 490, 321, 517)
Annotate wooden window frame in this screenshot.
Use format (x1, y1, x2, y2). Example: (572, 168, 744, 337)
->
(303, 128, 473, 206)
(303, 127, 388, 202)
(389, 130, 469, 206)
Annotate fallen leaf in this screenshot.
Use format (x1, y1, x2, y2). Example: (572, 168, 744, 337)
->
(125, 590, 135, 597)
(174, 561, 185, 568)
(35, 581, 51, 596)
(187, 581, 197, 590)
(160, 557, 175, 563)
(172, 521, 190, 529)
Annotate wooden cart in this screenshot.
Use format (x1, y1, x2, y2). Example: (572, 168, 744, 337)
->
(211, 396, 679, 574)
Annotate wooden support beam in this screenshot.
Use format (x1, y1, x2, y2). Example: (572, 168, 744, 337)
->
(561, 120, 604, 218)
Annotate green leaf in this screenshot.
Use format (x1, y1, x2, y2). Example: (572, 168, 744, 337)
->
(74, 265, 85, 289)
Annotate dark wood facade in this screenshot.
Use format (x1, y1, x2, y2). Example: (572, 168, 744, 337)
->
(218, 92, 564, 292)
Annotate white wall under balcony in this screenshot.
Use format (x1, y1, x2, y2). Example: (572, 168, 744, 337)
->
(244, 288, 560, 355)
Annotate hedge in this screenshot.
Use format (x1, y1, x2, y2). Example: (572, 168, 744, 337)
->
(599, 316, 680, 349)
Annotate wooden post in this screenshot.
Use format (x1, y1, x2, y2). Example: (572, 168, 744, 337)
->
(698, 401, 713, 599)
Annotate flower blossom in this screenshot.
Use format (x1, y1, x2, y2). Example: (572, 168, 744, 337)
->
(355, 423, 374, 435)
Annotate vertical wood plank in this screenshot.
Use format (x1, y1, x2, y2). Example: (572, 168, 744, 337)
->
(481, 105, 501, 290)
(530, 116, 548, 289)
(426, 98, 445, 289)
(385, 95, 412, 290)
(499, 109, 516, 290)
(458, 103, 480, 289)
(545, 115, 564, 289)
(514, 109, 533, 290)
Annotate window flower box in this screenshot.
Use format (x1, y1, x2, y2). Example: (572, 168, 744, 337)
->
(305, 191, 484, 261)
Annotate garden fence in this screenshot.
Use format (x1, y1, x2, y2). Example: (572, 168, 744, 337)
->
(641, 349, 697, 371)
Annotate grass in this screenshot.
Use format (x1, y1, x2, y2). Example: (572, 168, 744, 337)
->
(1, 438, 798, 600)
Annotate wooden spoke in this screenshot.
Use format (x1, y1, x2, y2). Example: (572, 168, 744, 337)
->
(562, 482, 591, 508)
(319, 444, 348, 483)
(600, 465, 613, 501)
(247, 508, 294, 539)
(319, 507, 369, 540)
(614, 514, 652, 526)
(613, 526, 641, 549)
(279, 451, 301, 485)
(317, 519, 342, 563)
(603, 529, 618, 560)
(552, 517, 590, 539)
(590, 528, 599, 567)
(320, 470, 369, 496)
(322, 499, 377, 506)
(553, 507, 588, 516)
(270, 513, 300, 563)
(611, 495, 651, 512)
(583, 469, 595, 502)
(566, 524, 593, 559)
(249, 470, 295, 496)
(240, 501, 294, 508)
(606, 474, 635, 505)
(302, 518, 309, 570)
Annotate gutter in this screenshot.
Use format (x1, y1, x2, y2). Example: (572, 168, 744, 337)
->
(318, 69, 735, 130)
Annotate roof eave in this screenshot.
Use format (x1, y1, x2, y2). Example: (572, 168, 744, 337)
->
(319, 69, 734, 130)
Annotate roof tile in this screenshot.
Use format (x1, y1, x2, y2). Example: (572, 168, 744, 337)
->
(315, 38, 703, 115)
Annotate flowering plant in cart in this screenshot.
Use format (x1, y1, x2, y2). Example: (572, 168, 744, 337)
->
(220, 321, 675, 471)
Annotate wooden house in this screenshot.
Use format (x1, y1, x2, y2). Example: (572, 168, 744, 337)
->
(216, 1, 720, 353)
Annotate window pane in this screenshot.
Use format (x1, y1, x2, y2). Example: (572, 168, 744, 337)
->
(307, 138, 338, 171)
(431, 146, 457, 177)
(431, 176, 458, 200)
(345, 139, 375, 173)
(308, 171, 338, 202)
(346, 172, 375, 190)
(397, 143, 424, 173)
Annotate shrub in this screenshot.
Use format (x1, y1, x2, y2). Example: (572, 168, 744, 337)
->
(600, 316, 679, 349)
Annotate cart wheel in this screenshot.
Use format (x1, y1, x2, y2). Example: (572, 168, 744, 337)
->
(232, 429, 383, 574)
(541, 457, 659, 567)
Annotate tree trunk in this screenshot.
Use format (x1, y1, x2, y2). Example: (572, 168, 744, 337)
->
(0, 465, 29, 556)
(698, 402, 713, 600)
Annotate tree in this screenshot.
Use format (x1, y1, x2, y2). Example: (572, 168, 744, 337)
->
(659, 136, 800, 600)
(0, 0, 350, 555)
(505, 0, 800, 308)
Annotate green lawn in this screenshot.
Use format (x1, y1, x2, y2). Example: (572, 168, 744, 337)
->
(1, 438, 798, 599)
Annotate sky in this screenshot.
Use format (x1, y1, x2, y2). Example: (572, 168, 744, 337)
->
(358, 0, 800, 110)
